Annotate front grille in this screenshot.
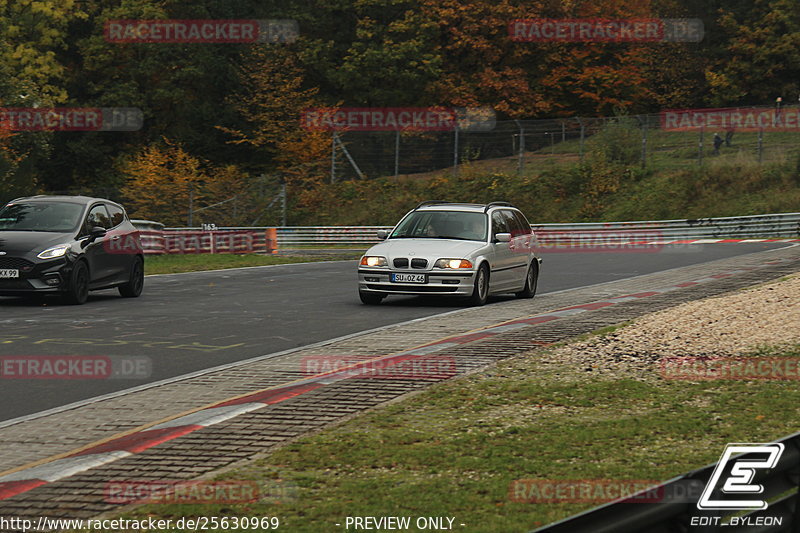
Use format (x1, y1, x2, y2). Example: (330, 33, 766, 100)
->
(393, 258, 409, 268)
(367, 284, 457, 293)
(411, 258, 428, 269)
(0, 279, 33, 289)
(0, 257, 34, 270)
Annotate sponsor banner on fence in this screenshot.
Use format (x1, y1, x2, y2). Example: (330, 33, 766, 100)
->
(530, 230, 665, 254)
(104, 479, 296, 504)
(301, 355, 457, 380)
(509, 18, 703, 43)
(0, 108, 143, 132)
(661, 357, 800, 381)
(661, 106, 800, 131)
(104, 19, 298, 43)
(509, 479, 704, 504)
(0, 356, 152, 380)
(137, 230, 266, 254)
(301, 107, 496, 132)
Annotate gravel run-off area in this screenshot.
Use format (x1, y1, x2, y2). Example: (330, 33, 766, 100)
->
(538, 274, 800, 381)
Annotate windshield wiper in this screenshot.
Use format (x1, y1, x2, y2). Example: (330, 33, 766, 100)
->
(432, 235, 475, 241)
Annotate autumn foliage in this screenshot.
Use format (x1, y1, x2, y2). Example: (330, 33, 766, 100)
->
(2, 0, 796, 221)
(119, 140, 206, 226)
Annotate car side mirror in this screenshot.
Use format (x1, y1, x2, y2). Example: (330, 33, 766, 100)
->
(89, 226, 107, 240)
(376, 230, 388, 240)
(494, 232, 511, 243)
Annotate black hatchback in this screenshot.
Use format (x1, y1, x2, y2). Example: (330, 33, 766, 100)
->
(0, 195, 144, 304)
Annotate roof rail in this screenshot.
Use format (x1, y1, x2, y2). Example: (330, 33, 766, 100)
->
(483, 201, 514, 212)
(414, 200, 451, 210)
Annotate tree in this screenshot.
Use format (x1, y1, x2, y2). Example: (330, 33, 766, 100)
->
(221, 45, 332, 213)
(119, 139, 206, 226)
(707, 0, 800, 105)
(0, 0, 86, 106)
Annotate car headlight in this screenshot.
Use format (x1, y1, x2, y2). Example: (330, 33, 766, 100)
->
(37, 244, 71, 260)
(434, 258, 473, 269)
(360, 256, 388, 267)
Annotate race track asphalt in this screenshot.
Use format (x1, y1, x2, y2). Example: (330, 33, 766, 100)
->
(0, 242, 789, 422)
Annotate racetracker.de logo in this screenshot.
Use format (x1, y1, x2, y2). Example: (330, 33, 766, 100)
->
(532, 230, 665, 254)
(0, 108, 143, 132)
(0, 356, 151, 380)
(661, 106, 800, 131)
(104, 480, 264, 505)
(301, 355, 457, 380)
(660, 357, 800, 381)
(104, 19, 298, 43)
(300, 107, 496, 132)
(509, 479, 667, 504)
(509, 18, 703, 43)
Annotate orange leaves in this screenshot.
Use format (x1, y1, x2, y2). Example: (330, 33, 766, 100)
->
(119, 140, 206, 226)
(221, 46, 320, 153)
(222, 45, 332, 212)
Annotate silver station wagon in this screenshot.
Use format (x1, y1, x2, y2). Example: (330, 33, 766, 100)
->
(357, 201, 541, 306)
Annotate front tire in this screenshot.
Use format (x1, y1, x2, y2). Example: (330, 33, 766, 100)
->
(468, 264, 489, 306)
(359, 291, 385, 305)
(65, 261, 89, 305)
(515, 261, 538, 299)
(119, 256, 144, 298)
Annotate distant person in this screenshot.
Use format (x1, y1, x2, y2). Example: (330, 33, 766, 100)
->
(725, 130, 734, 147)
(713, 132, 723, 154)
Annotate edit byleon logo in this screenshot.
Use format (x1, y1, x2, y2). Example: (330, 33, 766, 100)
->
(697, 443, 784, 511)
(690, 443, 786, 528)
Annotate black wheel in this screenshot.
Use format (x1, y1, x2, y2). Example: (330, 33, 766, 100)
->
(65, 261, 89, 305)
(359, 291, 385, 305)
(468, 264, 489, 306)
(119, 256, 144, 298)
(515, 261, 538, 299)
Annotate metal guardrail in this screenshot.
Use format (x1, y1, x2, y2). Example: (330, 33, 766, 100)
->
(532, 212, 800, 242)
(532, 432, 800, 533)
(273, 213, 800, 246)
(276, 226, 390, 246)
(133, 213, 800, 253)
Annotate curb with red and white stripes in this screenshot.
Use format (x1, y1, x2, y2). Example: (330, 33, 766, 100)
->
(0, 258, 793, 502)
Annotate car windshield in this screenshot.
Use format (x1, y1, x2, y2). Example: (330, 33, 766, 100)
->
(390, 210, 487, 241)
(0, 202, 84, 233)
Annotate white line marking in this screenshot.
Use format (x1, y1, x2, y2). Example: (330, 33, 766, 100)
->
(0, 451, 130, 483)
(148, 403, 266, 430)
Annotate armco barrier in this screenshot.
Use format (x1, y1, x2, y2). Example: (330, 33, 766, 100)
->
(274, 213, 800, 246)
(531, 212, 800, 242)
(531, 432, 800, 533)
(138, 228, 278, 255)
(133, 213, 800, 253)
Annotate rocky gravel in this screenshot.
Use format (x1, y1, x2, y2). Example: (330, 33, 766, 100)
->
(538, 274, 800, 381)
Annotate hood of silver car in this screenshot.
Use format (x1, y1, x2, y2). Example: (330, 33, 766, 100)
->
(365, 238, 487, 267)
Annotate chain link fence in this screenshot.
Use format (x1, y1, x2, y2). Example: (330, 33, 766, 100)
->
(329, 106, 800, 181)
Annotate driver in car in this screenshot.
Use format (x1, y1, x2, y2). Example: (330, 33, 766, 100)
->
(463, 217, 485, 240)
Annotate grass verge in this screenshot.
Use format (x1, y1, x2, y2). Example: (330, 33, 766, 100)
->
(143, 254, 359, 275)
(104, 331, 800, 532)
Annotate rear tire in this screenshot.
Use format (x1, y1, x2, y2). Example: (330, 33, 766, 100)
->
(515, 262, 538, 299)
(65, 261, 89, 305)
(468, 264, 489, 306)
(359, 291, 385, 305)
(119, 256, 144, 298)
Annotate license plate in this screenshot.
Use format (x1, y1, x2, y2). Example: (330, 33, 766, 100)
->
(0, 269, 19, 279)
(391, 273, 427, 284)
